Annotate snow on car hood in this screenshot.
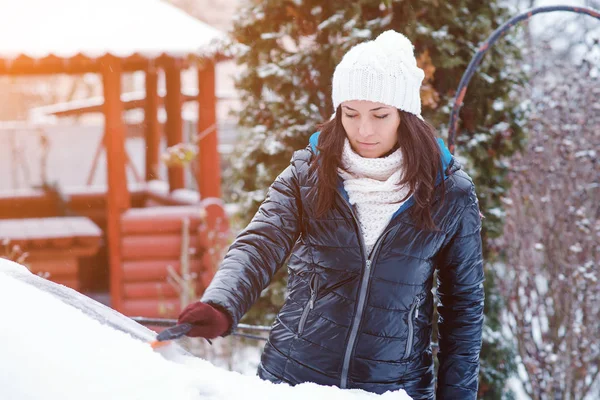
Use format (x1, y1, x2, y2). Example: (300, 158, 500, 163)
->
(0, 259, 411, 400)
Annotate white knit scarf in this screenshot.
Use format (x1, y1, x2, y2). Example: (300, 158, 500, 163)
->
(337, 138, 410, 257)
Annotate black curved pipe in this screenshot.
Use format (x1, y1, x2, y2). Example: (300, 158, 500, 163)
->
(447, 5, 600, 153)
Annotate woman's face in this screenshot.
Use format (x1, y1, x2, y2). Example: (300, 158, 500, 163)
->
(340, 100, 401, 158)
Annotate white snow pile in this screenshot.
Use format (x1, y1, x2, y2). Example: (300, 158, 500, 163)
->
(0, 259, 411, 400)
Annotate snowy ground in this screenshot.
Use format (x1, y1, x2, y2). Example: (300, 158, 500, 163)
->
(0, 259, 411, 400)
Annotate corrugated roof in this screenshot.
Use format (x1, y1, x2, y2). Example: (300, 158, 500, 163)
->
(0, 0, 226, 60)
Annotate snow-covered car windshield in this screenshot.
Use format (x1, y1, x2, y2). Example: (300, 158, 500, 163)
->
(0, 260, 410, 400)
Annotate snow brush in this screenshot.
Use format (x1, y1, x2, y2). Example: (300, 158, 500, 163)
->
(134, 317, 269, 348)
(149, 323, 212, 349)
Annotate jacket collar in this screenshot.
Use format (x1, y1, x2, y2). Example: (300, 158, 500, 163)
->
(308, 131, 459, 221)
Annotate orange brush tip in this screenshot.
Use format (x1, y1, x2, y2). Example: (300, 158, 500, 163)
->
(150, 340, 170, 349)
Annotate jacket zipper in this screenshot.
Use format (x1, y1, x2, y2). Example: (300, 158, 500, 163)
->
(298, 273, 319, 336)
(337, 191, 400, 389)
(404, 295, 422, 360)
(335, 165, 449, 387)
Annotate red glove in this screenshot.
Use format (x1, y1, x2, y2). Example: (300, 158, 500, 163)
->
(177, 302, 231, 339)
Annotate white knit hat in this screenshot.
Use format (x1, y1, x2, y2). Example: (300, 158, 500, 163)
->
(332, 30, 425, 120)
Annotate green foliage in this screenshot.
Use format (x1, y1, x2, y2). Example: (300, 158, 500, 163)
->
(479, 268, 518, 400)
(226, 1, 527, 397)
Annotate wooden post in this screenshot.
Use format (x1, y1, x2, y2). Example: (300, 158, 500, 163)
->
(101, 56, 130, 312)
(197, 60, 221, 198)
(145, 67, 160, 181)
(164, 57, 185, 191)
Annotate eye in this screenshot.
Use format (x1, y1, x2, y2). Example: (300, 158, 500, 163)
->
(344, 114, 358, 119)
(374, 114, 389, 119)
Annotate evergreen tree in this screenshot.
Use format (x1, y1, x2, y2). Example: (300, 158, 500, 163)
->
(225, 1, 527, 397)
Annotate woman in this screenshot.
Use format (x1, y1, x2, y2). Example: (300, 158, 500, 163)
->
(177, 30, 484, 400)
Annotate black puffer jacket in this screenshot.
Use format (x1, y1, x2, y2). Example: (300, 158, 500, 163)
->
(201, 132, 484, 399)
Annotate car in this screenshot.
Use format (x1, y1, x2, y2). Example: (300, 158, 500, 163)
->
(0, 258, 410, 400)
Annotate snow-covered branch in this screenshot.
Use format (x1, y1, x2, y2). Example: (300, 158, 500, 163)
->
(494, 35, 599, 399)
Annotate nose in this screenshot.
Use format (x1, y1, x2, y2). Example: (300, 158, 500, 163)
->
(358, 119, 375, 140)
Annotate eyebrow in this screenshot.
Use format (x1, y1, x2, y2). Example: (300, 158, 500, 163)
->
(342, 106, 389, 112)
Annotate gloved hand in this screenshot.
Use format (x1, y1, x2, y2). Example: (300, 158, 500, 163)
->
(177, 302, 231, 339)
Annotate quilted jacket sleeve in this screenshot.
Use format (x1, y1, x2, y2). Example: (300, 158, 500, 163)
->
(435, 182, 485, 399)
(200, 157, 303, 334)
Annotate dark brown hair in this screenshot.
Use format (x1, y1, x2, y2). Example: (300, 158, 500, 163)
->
(308, 107, 445, 231)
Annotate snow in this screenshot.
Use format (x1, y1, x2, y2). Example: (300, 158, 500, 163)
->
(317, 13, 344, 31)
(430, 26, 449, 40)
(0, 260, 411, 400)
(256, 63, 287, 79)
(0, 0, 226, 60)
(506, 377, 530, 400)
(146, 179, 171, 194)
(172, 189, 201, 204)
(311, 6, 323, 16)
(568, 243, 583, 253)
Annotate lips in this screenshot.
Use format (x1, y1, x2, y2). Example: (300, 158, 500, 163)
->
(358, 141, 378, 147)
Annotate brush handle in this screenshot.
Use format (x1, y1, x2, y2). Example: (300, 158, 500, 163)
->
(156, 323, 193, 341)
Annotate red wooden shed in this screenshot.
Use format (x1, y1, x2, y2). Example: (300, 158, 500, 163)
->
(0, 0, 229, 317)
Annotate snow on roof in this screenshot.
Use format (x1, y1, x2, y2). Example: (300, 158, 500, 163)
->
(0, 260, 412, 400)
(0, 0, 226, 60)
